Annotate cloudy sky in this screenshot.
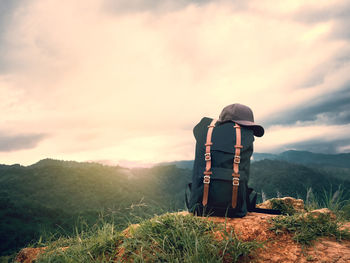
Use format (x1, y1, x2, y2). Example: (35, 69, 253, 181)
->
(1, 0, 350, 167)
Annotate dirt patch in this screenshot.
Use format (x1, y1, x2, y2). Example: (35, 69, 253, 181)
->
(15, 247, 46, 263)
(15, 246, 68, 263)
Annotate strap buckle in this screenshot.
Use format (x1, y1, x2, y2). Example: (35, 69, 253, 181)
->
(234, 155, 241, 164)
(203, 175, 211, 184)
(232, 177, 240, 186)
(204, 153, 211, 161)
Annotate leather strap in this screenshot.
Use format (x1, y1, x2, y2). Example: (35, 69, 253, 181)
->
(202, 119, 217, 206)
(232, 124, 242, 208)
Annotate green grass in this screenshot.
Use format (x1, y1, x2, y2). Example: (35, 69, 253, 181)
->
(305, 186, 350, 220)
(35, 221, 122, 263)
(269, 198, 297, 215)
(340, 202, 350, 220)
(33, 213, 261, 263)
(30, 203, 168, 262)
(0, 254, 16, 263)
(269, 212, 350, 245)
(266, 187, 350, 247)
(120, 213, 261, 263)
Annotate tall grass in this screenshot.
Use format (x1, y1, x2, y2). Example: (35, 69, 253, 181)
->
(33, 201, 167, 263)
(269, 185, 350, 246)
(33, 213, 261, 263)
(35, 218, 122, 263)
(305, 185, 350, 220)
(120, 213, 261, 263)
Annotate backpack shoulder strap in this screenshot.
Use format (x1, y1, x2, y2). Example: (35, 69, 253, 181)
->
(247, 188, 282, 215)
(232, 123, 243, 208)
(202, 119, 217, 206)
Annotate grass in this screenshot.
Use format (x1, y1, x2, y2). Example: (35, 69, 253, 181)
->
(120, 213, 261, 262)
(32, 213, 261, 263)
(269, 198, 297, 215)
(269, 212, 350, 245)
(340, 202, 350, 220)
(35, 221, 122, 263)
(268, 187, 350, 246)
(31, 201, 170, 262)
(0, 255, 16, 263)
(305, 186, 350, 220)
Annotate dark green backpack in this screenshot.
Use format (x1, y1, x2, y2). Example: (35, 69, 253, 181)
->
(187, 117, 279, 218)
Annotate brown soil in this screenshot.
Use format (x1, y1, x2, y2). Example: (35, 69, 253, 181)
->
(15, 246, 68, 263)
(15, 247, 46, 263)
(205, 213, 350, 263)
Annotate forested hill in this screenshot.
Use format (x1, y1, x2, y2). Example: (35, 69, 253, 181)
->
(1, 157, 350, 257)
(253, 150, 350, 168)
(161, 150, 350, 169)
(249, 159, 350, 200)
(0, 159, 191, 257)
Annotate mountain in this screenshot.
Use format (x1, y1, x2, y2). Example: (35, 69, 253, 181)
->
(159, 155, 350, 201)
(252, 152, 279, 161)
(249, 159, 350, 201)
(161, 150, 350, 169)
(156, 160, 194, 169)
(0, 159, 191, 256)
(253, 150, 350, 168)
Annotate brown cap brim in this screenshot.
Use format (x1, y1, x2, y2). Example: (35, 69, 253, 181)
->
(232, 120, 265, 137)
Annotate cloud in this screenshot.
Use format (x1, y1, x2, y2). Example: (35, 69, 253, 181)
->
(0, 0, 23, 72)
(1, 0, 350, 164)
(281, 138, 350, 154)
(292, 1, 350, 40)
(263, 84, 350, 127)
(0, 0, 20, 41)
(254, 123, 350, 154)
(293, 1, 350, 23)
(0, 132, 47, 152)
(102, 0, 215, 14)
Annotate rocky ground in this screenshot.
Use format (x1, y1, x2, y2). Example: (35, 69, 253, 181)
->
(15, 198, 350, 263)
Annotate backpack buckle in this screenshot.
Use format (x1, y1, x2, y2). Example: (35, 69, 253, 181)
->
(234, 155, 241, 164)
(204, 153, 211, 161)
(203, 175, 211, 184)
(232, 177, 240, 186)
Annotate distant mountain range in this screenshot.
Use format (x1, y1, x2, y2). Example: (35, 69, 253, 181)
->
(158, 150, 350, 169)
(252, 150, 350, 168)
(157, 160, 194, 169)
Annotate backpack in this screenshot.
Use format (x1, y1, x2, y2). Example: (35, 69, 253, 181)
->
(186, 117, 279, 218)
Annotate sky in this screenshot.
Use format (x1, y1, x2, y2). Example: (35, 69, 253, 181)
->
(1, 0, 350, 167)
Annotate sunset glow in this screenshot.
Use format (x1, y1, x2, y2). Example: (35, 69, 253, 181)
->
(1, 0, 350, 166)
